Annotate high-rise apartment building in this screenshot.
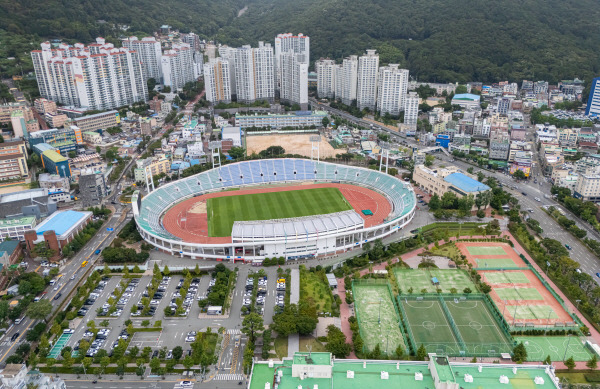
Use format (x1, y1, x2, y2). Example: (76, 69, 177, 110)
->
(31, 38, 147, 110)
(234, 43, 275, 104)
(376, 64, 409, 116)
(218, 46, 237, 97)
(316, 59, 337, 99)
(279, 52, 308, 108)
(274, 33, 309, 91)
(181, 32, 201, 52)
(121, 36, 163, 82)
(203, 58, 232, 104)
(585, 77, 600, 117)
(356, 50, 379, 111)
(161, 43, 195, 91)
(337, 56, 358, 106)
(404, 92, 419, 126)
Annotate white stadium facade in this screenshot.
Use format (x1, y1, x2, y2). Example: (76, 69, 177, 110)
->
(132, 158, 416, 262)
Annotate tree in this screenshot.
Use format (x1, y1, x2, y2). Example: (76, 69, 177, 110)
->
(149, 357, 160, 373)
(228, 146, 246, 160)
(587, 354, 598, 370)
(62, 351, 74, 369)
(172, 346, 183, 361)
(322, 116, 330, 127)
(324, 325, 351, 358)
(565, 356, 576, 371)
(395, 345, 404, 359)
(141, 319, 150, 327)
(424, 155, 435, 167)
(543, 355, 551, 365)
(100, 356, 110, 375)
(416, 344, 428, 360)
(68, 150, 76, 159)
(26, 300, 52, 320)
(512, 342, 527, 363)
(512, 169, 526, 180)
(242, 313, 264, 343)
(183, 355, 194, 370)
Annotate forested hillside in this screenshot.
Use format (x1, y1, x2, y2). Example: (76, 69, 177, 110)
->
(1, 0, 600, 83)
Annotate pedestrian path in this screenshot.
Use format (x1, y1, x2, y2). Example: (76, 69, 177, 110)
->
(226, 329, 242, 334)
(214, 373, 244, 381)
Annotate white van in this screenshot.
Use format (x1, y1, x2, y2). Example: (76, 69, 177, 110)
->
(14, 317, 23, 325)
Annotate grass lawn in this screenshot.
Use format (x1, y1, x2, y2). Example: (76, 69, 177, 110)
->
(207, 187, 352, 236)
(274, 336, 288, 359)
(300, 269, 335, 314)
(429, 242, 462, 261)
(299, 336, 327, 352)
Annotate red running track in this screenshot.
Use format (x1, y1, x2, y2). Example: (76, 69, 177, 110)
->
(161, 183, 391, 244)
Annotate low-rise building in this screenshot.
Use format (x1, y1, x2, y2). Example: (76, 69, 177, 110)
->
(79, 171, 107, 207)
(34, 98, 58, 114)
(222, 126, 242, 147)
(69, 110, 119, 132)
(0, 188, 57, 219)
(82, 131, 103, 144)
(134, 156, 171, 183)
(0, 216, 37, 242)
(451, 93, 480, 110)
(38, 173, 69, 193)
(235, 111, 327, 129)
(574, 174, 600, 202)
(413, 164, 490, 201)
(0, 140, 29, 182)
(24, 210, 92, 256)
(0, 240, 22, 266)
(41, 149, 71, 178)
(44, 112, 69, 128)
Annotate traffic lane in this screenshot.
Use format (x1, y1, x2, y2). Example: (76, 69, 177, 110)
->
(0, 318, 34, 363)
(263, 267, 279, 325)
(229, 267, 247, 320)
(65, 380, 195, 389)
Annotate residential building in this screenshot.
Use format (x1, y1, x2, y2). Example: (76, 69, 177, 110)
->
(222, 127, 242, 147)
(31, 38, 147, 110)
(11, 109, 39, 138)
(181, 32, 201, 52)
(376, 65, 409, 116)
(574, 174, 600, 202)
(234, 42, 275, 104)
(403, 92, 419, 127)
(356, 50, 379, 111)
(316, 59, 336, 99)
(336, 55, 358, 106)
(79, 171, 107, 207)
(413, 150, 426, 165)
(575, 156, 600, 175)
(203, 58, 232, 104)
(0, 102, 32, 124)
(534, 81, 549, 95)
(508, 141, 532, 162)
(121, 36, 163, 82)
(134, 156, 171, 183)
(452, 134, 471, 146)
(558, 128, 578, 147)
(82, 131, 102, 144)
(0, 216, 37, 242)
(510, 126, 527, 141)
(45, 112, 69, 128)
(0, 364, 67, 389)
(34, 98, 58, 114)
(451, 93, 480, 110)
(279, 51, 308, 108)
(510, 151, 533, 177)
(274, 33, 309, 91)
(0, 140, 29, 182)
(38, 173, 70, 193)
(497, 97, 511, 115)
(161, 43, 195, 91)
(0, 188, 57, 219)
(235, 111, 327, 129)
(489, 130, 510, 160)
(413, 165, 490, 203)
(41, 149, 71, 177)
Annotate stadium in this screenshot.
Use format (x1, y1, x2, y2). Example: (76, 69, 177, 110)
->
(131, 158, 416, 263)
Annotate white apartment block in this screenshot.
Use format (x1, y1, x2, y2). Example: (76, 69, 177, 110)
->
(234, 43, 275, 104)
(356, 50, 379, 111)
(122, 36, 163, 82)
(316, 59, 336, 99)
(218, 46, 237, 96)
(203, 58, 232, 104)
(279, 52, 308, 107)
(376, 64, 409, 116)
(31, 38, 147, 111)
(337, 56, 358, 106)
(404, 92, 419, 126)
(574, 174, 600, 202)
(274, 33, 309, 91)
(161, 43, 195, 91)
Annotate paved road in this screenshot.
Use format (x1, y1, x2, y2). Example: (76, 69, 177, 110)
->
(64, 377, 245, 389)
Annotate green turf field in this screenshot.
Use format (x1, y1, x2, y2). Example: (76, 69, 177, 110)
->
(483, 272, 531, 285)
(394, 269, 476, 293)
(475, 258, 518, 268)
(514, 336, 592, 361)
(207, 187, 352, 236)
(495, 287, 544, 301)
(353, 283, 405, 355)
(467, 246, 508, 255)
(511, 305, 559, 320)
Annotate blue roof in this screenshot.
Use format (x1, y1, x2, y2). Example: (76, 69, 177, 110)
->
(0, 240, 19, 256)
(36, 210, 87, 236)
(444, 172, 490, 193)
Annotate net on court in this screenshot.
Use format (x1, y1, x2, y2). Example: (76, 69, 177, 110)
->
(509, 305, 559, 320)
(353, 282, 406, 354)
(467, 246, 508, 255)
(483, 272, 531, 285)
(495, 287, 544, 301)
(514, 336, 593, 362)
(475, 258, 519, 268)
(446, 299, 513, 355)
(394, 269, 476, 294)
(401, 298, 461, 355)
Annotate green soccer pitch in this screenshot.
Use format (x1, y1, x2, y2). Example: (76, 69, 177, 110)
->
(207, 187, 352, 237)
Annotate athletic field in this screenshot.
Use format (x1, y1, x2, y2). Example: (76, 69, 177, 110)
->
(207, 187, 351, 236)
(400, 296, 512, 356)
(352, 282, 405, 355)
(467, 246, 508, 255)
(510, 305, 559, 320)
(394, 269, 476, 294)
(514, 336, 592, 362)
(483, 272, 530, 285)
(495, 287, 544, 301)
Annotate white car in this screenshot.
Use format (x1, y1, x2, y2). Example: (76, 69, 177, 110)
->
(150, 300, 160, 305)
(535, 197, 541, 202)
(70, 275, 76, 280)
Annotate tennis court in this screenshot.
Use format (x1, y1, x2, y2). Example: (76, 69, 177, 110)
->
(483, 272, 530, 285)
(446, 299, 513, 355)
(400, 298, 461, 355)
(48, 333, 72, 359)
(353, 282, 406, 354)
(475, 258, 521, 268)
(509, 305, 559, 320)
(514, 336, 593, 362)
(394, 269, 475, 294)
(495, 287, 544, 301)
(467, 246, 508, 256)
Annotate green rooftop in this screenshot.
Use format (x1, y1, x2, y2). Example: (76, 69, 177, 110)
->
(432, 356, 455, 383)
(42, 149, 67, 163)
(293, 352, 331, 366)
(0, 216, 36, 227)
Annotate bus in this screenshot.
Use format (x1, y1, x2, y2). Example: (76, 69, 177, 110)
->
(81, 261, 88, 268)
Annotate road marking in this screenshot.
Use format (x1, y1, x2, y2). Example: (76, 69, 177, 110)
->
(0, 319, 33, 362)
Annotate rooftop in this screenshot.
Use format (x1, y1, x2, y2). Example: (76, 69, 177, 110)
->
(0, 216, 37, 227)
(452, 93, 481, 102)
(34, 210, 91, 238)
(42, 150, 67, 163)
(0, 188, 48, 204)
(0, 240, 19, 255)
(444, 172, 491, 193)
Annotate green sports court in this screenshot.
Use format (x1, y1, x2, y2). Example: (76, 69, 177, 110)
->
(495, 287, 544, 301)
(394, 269, 476, 294)
(483, 272, 531, 285)
(475, 258, 519, 268)
(509, 305, 559, 320)
(467, 246, 508, 255)
(352, 281, 406, 355)
(48, 332, 72, 359)
(514, 336, 593, 361)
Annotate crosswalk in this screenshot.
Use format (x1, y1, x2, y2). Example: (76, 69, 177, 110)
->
(227, 329, 242, 334)
(214, 374, 244, 381)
